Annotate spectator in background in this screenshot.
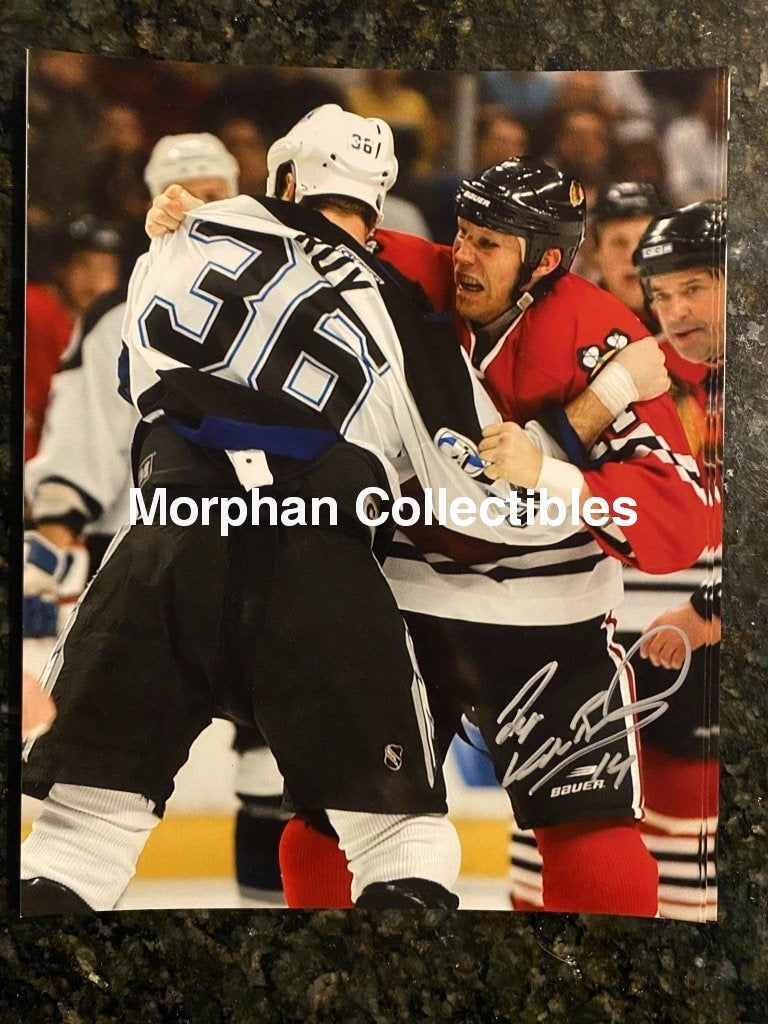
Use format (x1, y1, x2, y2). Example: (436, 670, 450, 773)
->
(663, 71, 728, 204)
(615, 125, 669, 198)
(27, 51, 102, 227)
(549, 105, 616, 201)
(479, 71, 562, 119)
(475, 107, 530, 171)
(400, 71, 455, 170)
(89, 56, 217, 145)
(199, 68, 347, 145)
(211, 117, 269, 197)
(348, 70, 437, 173)
(640, 69, 714, 124)
(411, 108, 531, 244)
(550, 71, 620, 118)
(26, 216, 122, 460)
(90, 103, 151, 269)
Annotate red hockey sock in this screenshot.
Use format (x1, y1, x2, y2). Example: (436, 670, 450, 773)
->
(278, 817, 354, 909)
(534, 818, 658, 917)
(510, 895, 544, 912)
(639, 746, 718, 922)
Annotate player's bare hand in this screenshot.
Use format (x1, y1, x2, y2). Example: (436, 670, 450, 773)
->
(479, 422, 543, 488)
(22, 671, 56, 741)
(639, 601, 719, 669)
(612, 336, 670, 403)
(145, 184, 203, 238)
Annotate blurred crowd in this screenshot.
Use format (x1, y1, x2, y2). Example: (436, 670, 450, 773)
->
(25, 53, 727, 456)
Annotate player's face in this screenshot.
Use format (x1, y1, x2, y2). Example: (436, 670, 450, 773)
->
(453, 218, 526, 326)
(58, 250, 121, 314)
(178, 176, 233, 203)
(649, 268, 725, 364)
(594, 217, 651, 314)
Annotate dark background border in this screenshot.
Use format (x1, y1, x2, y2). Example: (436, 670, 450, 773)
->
(1, 3, 766, 1021)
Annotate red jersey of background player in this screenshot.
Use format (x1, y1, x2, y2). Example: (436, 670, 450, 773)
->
(375, 230, 711, 576)
(662, 339, 723, 500)
(25, 283, 75, 460)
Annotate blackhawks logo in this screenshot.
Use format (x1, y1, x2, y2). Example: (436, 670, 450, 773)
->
(577, 329, 630, 378)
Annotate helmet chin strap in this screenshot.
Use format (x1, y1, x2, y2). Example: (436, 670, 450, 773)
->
(510, 256, 564, 311)
(509, 265, 540, 312)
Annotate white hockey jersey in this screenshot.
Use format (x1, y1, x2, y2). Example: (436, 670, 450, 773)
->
(25, 291, 137, 539)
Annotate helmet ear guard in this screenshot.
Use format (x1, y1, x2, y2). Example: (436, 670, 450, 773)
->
(632, 199, 726, 303)
(455, 157, 586, 295)
(143, 133, 239, 197)
(266, 104, 398, 223)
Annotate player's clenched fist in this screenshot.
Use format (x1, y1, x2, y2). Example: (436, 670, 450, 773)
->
(145, 184, 204, 238)
(479, 421, 543, 488)
(611, 336, 670, 403)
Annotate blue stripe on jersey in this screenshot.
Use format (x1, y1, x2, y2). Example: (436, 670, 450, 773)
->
(166, 414, 338, 460)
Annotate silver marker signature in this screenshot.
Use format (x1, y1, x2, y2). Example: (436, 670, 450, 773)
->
(495, 627, 691, 796)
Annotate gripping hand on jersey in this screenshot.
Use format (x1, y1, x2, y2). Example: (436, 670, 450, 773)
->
(23, 530, 86, 637)
(479, 422, 544, 488)
(145, 184, 203, 238)
(480, 421, 589, 513)
(588, 336, 670, 418)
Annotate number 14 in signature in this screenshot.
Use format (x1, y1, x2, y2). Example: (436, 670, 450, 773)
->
(494, 628, 691, 796)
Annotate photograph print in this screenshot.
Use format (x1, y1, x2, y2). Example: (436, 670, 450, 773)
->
(20, 53, 726, 918)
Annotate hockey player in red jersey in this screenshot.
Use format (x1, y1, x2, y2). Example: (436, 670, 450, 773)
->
(629, 200, 724, 920)
(505, 189, 724, 918)
(276, 161, 708, 915)
(452, 163, 708, 573)
(383, 159, 710, 917)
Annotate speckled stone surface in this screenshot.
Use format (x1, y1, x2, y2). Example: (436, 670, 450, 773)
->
(1, 2, 766, 1021)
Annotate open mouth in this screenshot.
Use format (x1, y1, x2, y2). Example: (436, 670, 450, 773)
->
(456, 275, 484, 293)
(672, 327, 704, 342)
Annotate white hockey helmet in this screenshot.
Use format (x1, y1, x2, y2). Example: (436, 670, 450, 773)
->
(143, 133, 240, 197)
(266, 104, 398, 223)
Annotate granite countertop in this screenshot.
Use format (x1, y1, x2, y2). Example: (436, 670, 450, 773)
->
(1, 2, 766, 1021)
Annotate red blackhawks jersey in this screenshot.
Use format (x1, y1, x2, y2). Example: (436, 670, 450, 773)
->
(662, 340, 723, 509)
(373, 235, 712, 626)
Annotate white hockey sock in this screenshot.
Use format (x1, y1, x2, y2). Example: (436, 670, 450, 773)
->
(326, 810, 461, 902)
(234, 745, 284, 798)
(21, 784, 159, 910)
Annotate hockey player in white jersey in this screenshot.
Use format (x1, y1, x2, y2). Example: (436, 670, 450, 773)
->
(21, 132, 289, 908)
(22, 106, 570, 914)
(25, 135, 292, 898)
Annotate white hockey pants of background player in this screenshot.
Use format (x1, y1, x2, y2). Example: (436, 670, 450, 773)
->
(21, 784, 461, 909)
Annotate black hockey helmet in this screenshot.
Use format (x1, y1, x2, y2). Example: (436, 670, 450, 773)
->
(455, 157, 586, 285)
(592, 181, 664, 240)
(632, 199, 726, 287)
(46, 214, 124, 265)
